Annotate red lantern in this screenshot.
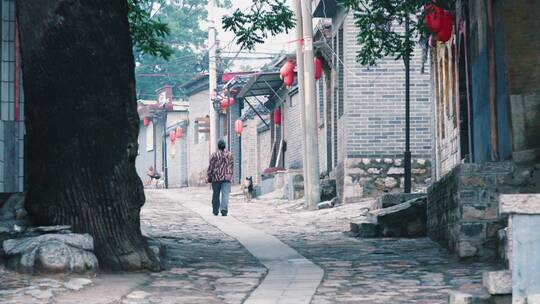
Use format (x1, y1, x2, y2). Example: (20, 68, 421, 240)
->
(314, 57, 323, 80)
(235, 119, 243, 135)
(274, 108, 282, 126)
(220, 99, 229, 110)
(436, 11, 453, 43)
(283, 73, 295, 87)
(424, 4, 444, 34)
(280, 60, 295, 78)
(143, 117, 150, 127)
(169, 130, 176, 142)
(175, 126, 183, 139)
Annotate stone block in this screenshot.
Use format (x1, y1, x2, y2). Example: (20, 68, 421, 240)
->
(460, 176, 487, 188)
(457, 241, 479, 258)
(3, 233, 98, 274)
(460, 223, 485, 238)
(483, 270, 511, 295)
(462, 205, 498, 221)
(374, 193, 426, 209)
(350, 221, 378, 238)
(387, 167, 405, 175)
(374, 177, 398, 190)
(368, 197, 427, 238)
(447, 290, 491, 304)
(367, 168, 381, 175)
(500, 194, 540, 215)
(348, 167, 366, 176)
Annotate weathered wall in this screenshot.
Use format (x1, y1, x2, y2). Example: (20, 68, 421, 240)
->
(431, 42, 461, 179)
(341, 157, 431, 203)
(187, 90, 210, 186)
(427, 161, 540, 260)
(166, 111, 188, 188)
(496, 0, 540, 163)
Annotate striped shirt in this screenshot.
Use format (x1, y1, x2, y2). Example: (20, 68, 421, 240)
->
(207, 150, 234, 182)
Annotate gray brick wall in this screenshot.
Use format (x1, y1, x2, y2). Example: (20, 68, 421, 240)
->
(241, 117, 258, 183)
(342, 13, 432, 159)
(284, 93, 303, 170)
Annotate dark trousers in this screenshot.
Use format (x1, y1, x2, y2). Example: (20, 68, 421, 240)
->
(211, 181, 231, 214)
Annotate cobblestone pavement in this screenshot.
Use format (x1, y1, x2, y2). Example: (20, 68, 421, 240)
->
(0, 187, 501, 303)
(219, 187, 502, 304)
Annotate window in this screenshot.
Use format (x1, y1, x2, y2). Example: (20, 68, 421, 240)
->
(146, 121, 154, 151)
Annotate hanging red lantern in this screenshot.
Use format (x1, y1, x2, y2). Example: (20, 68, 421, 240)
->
(175, 126, 183, 139)
(274, 108, 282, 126)
(169, 130, 176, 142)
(283, 73, 295, 87)
(436, 11, 453, 43)
(235, 119, 243, 135)
(280, 60, 295, 78)
(220, 99, 229, 110)
(314, 57, 323, 80)
(424, 4, 444, 34)
(143, 117, 150, 127)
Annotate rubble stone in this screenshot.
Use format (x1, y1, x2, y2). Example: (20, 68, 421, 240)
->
(3, 233, 98, 274)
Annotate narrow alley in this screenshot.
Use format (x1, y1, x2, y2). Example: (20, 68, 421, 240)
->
(2, 187, 498, 304)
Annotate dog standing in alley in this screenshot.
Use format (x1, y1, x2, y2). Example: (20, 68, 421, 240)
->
(242, 176, 254, 203)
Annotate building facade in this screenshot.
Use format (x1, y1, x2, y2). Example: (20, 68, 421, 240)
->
(0, 0, 24, 194)
(136, 86, 189, 188)
(427, 0, 540, 262)
(311, 1, 433, 203)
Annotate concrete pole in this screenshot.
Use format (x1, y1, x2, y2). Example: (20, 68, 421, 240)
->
(301, 0, 321, 210)
(208, 0, 218, 153)
(292, 0, 310, 206)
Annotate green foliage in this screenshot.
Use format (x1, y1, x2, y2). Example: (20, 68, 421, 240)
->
(128, 0, 173, 60)
(222, 0, 295, 51)
(222, 0, 455, 67)
(128, 0, 231, 98)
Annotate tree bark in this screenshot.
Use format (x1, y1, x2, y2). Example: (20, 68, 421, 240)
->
(17, 0, 159, 271)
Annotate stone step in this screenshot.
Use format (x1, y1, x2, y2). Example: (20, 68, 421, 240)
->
(483, 270, 511, 296)
(350, 220, 378, 238)
(373, 196, 427, 237)
(371, 192, 427, 210)
(448, 290, 511, 304)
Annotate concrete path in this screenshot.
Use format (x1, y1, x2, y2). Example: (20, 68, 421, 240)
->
(166, 192, 324, 304)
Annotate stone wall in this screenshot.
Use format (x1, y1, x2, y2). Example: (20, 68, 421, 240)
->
(338, 157, 431, 203)
(427, 161, 540, 260)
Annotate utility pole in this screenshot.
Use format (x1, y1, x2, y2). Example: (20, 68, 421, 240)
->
(404, 15, 412, 193)
(301, 0, 321, 210)
(208, 0, 219, 153)
(292, 0, 310, 207)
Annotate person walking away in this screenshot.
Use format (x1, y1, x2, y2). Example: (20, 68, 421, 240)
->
(207, 139, 234, 216)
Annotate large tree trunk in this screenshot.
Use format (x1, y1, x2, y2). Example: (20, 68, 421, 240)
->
(17, 0, 159, 271)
